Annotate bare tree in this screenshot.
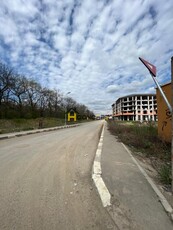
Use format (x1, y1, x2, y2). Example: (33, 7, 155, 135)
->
(38, 88, 48, 117)
(0, 63, 15, 118)
(0, 62, 95, 120)
(25, 80, 42, 118)
(0, 62, 14, 105)
(64, 97, 77, 111)
(10, 75, 28, 117)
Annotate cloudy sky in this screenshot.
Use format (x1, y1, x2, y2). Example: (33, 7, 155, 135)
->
(0, 0, 173, 114)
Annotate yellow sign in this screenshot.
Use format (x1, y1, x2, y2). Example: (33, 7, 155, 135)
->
(67, 109, 77, 121)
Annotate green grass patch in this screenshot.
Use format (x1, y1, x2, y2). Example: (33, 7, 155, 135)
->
(0, 118, 64, 134)
(158, 164, 171, 185)
(0, 118, 93, 134)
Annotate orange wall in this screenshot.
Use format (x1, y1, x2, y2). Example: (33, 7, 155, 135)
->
(156, 83, 171, 142)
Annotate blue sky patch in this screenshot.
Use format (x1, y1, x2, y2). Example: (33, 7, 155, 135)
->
(0, 0, 172, 114)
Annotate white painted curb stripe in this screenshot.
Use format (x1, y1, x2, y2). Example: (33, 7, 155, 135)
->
(92, 123, 111, 207)
(93, 161, 102, 175)
(92, 174, 111, 207)
(121, 142, 173, 219)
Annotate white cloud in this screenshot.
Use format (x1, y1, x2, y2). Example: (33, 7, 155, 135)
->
(0, 0, 173, 114)
(106, 85, 121, 93)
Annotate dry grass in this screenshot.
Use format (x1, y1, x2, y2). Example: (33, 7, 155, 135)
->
(0, 118, 67, 134)
(0, 118, 92, 134)
(107, 120, 171, 185)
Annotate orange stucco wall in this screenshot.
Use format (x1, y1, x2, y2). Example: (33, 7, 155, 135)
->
(156, 83, 171, 142)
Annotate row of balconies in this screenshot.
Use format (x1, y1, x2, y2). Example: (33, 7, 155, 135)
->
(122, 104, 157, 108)
(122, 97, 156, 100)
(121, 97, 156, 102)
(121, 101, 156, 105)
(121, 100, 157, 104)
(114, 111, 157, 116)
(115, 99, 157, 105)
(116, 108, 157, 113)
(120, 106, 157, 109)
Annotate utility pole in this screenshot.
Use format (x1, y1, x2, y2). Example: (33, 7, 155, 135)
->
(64, 92, 71, 126)
(171, 56, 173, 193)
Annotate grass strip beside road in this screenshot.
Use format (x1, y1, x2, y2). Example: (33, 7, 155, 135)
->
(107, 120, 171, 187)
(0, 118, 92, 134)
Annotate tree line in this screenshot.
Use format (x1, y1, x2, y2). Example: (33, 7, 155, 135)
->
(0, 62, 94, 119)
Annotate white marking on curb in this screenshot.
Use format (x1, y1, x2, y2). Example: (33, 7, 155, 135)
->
(95, 149, 101, 159)
(92, 174, 111, 207)
(93, 161, 102, 175)
(92, 123, 111, 207)
(98, 142, 103, 148)
(121, 142, 173, 219)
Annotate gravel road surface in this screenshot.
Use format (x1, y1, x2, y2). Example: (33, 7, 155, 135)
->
(0, 121, 116, 230)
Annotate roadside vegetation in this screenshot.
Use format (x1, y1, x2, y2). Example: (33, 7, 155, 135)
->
(107, 120, 171, 186)
(0, 62, 95, 133)
(0, 118, 64, 134)
(0, 118, 92, 134)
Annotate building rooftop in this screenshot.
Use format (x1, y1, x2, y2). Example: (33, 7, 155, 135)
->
(113, 93, 156, 103)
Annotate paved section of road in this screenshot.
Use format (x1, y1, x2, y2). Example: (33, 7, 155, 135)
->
(0, 121, 117, 230)
(101, 123, 173, 230)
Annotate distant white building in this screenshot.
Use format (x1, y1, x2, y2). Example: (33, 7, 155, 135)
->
(112, 94, 157, 122)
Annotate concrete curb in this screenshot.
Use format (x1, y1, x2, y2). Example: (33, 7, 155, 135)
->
(0, 124, 80, 140)
(121, 142, 173, 222)
(92, 123, 111, 207)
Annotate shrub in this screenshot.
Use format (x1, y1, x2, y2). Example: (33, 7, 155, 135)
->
(158, 164, 171, 185)
(108, 120, 170, 159)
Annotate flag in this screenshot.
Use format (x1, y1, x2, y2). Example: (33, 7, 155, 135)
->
(139, 57, 156, 77)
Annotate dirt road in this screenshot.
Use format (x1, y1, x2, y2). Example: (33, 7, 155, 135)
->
(0, 121, 116, 230)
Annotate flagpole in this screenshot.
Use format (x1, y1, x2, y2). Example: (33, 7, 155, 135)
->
(139, 57, 172, 113)
(139, 57, 173, 192)
(171, 56, 173, 193)
(151, 74, 172, 113)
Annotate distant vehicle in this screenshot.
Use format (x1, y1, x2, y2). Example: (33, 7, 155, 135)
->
(105, 116, 112, 120)
(95, 115, 101, 120)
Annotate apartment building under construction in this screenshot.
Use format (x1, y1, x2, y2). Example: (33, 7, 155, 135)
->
(112, 94, 157, 121)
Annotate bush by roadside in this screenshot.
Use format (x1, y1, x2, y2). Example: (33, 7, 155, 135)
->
(107, 120, 171, 187)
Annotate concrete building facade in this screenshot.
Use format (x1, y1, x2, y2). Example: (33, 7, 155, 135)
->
(112, 94, 157, 121)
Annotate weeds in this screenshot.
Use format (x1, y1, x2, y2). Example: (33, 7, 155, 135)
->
(159, 164, 171, 185)
(0, 118, 92, 134)
(0, 118, 64, 134)
(107, 120, 171, 185)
